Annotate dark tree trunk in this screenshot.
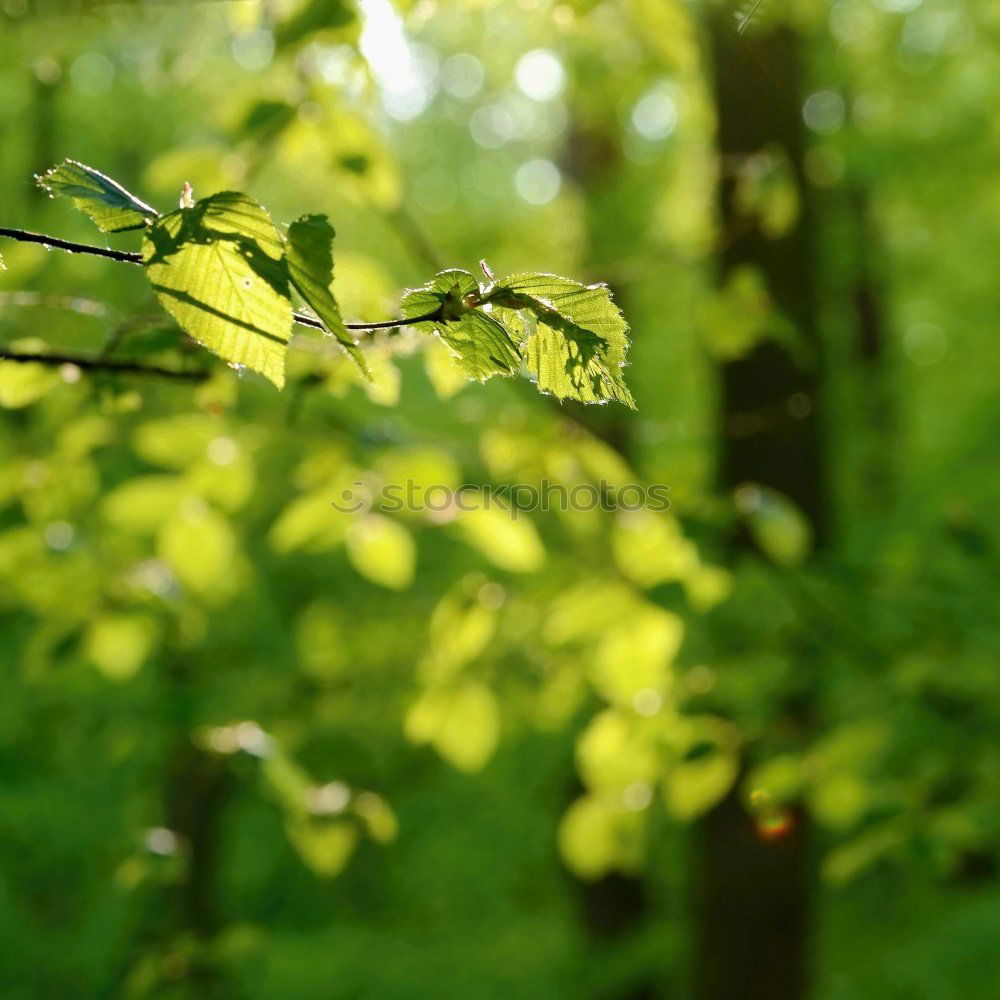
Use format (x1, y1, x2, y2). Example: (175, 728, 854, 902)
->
(110, 664, 233, 998)
(710, 23, 828, 539)
(848, 184, 895, 512)
(163, 740, 232, 943)
(556, 117, 660, 996)
(694, 796, 811, 1000)
(694, 15, 829, 1000)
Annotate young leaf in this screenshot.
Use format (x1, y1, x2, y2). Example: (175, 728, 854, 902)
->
(400, 268, 475, 322)
(400, 270, 521, 381)
(495, 273, 636, 409)
(285, 214, 370, 380)
(37, 160, 158, 233)
(142, 192, 292, 387)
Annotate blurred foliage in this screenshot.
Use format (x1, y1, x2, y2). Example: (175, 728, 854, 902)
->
(1, 0, 999, 996)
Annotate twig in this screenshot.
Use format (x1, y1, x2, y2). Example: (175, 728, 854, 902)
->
(295, 310, 442, 333)
(0, 226, 142, 263)
(0, 227, 442, 333)
(737, 0, 765, 35)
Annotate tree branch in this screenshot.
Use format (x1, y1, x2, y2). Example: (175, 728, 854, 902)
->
(0, 226, 142, 263)
(0, 227, 441, 333)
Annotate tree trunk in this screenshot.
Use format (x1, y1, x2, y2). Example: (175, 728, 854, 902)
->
(694, 14, 829, 1000)
(848, 184, 895, 513)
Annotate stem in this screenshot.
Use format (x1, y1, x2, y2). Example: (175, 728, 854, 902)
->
(0, 227, 441, 332)
(345, 311, 440, 331)
(0, 351, 207, 381)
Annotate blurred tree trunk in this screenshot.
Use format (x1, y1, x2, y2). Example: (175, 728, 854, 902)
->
(558, 120, 659, 997)
(111, 664, 233, 997)
(159, 662, 233, 995)
(693, 14, 828, 1000)
(848, 184, 895, 512)
(163, 740, 231, 944)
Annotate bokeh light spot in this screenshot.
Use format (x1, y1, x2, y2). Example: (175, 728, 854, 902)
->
(515, 159, 561, 205)
(514, 49, 565, 102)
(631, 84, 678, 141)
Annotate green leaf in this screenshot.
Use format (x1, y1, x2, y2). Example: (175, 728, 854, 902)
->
(276, 0, 357, 49)
(285, 214, 370, 380)
(269, 489, 352, 553)
(404, 681, 501, 773)
(142, 192, 292, 387)
(735, 483, 812, 567)
(558, 793, 645, 879)
(157, 502, 240, 602)
(285, 817, 358, 878)
(495, 273, 636, 409)
(576, 709, 662, 791)
(0, 359, 60, 409)
(663, 750, 738, 821)
(590, 605, 683, 705)
(424, 581, 498, 680)
(451, 496, 546, 573)
(83, 613, 159, 682)
(37, 160, 158, 233)
(345, 514, 415, 590)
(101, 475, 187, 534)
(400, 270, 521, 382)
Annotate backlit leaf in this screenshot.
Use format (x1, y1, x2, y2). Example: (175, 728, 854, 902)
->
(590, 605, 683, 705)
(269, 490, 352, 553)
(442, 310, 522, 382)
(37, 160, 158, 233)
(401, 270, 521, 381)
(400, 268, 474, 324)
(558, 794, 645, 879)
(577, 710, 661, 791)
(83, 613, 159, 681)
(496, 273, 635, 409)
(158, 502, 239, 602)
(405, 681, 500, 773)
(132, 414, 223, 470)
(101, 475, 188, 534)
(735, 483, 812, 568)
(286, 818, 358, 878)
(425, 579, 498, 679)
(451, 497, 546, 573)
(285, 214, 370, 379)
(612, 509, 699, 588)
(0, 360, 60, 409)
(142, 192, 292, 387)
(663, 750, 738, 821)
(345, 514, 415, 590)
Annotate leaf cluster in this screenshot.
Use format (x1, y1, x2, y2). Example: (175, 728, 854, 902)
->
(35, 160, 635, 405)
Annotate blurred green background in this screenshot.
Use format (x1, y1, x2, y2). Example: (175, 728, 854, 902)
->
(1, 0, 999, 996)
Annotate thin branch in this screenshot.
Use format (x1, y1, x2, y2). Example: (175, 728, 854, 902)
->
(345, 311, 440, 331)
(0, 351, 208, 381)
(290, 309, 442, 332)
(1, 227, 441, 333)
(0, 227, 142, 263)
(737, 0, 765, 35)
